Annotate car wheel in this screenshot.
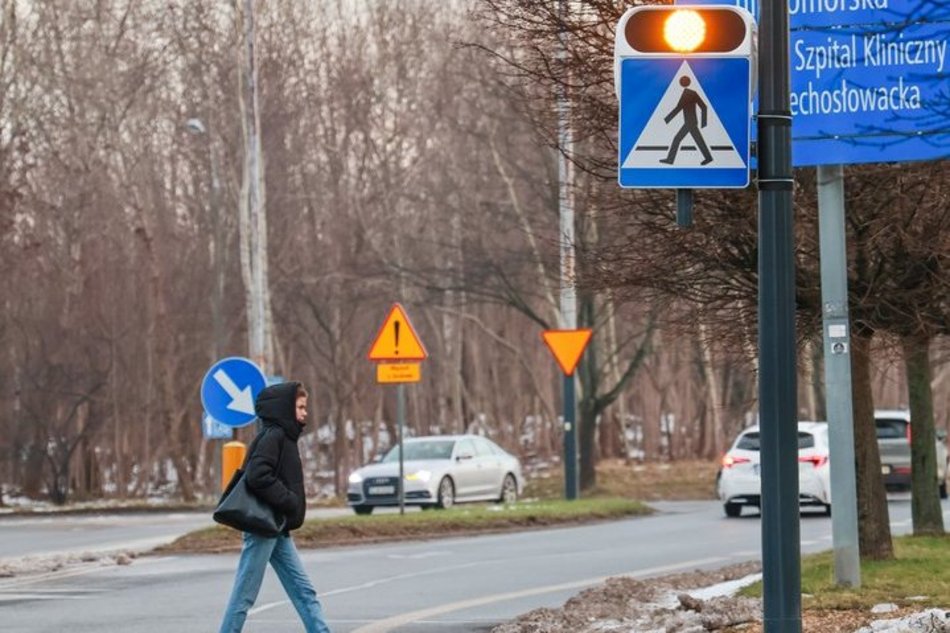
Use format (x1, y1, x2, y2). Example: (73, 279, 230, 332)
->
(436, 477, 455, 509)
(940, 480, 948, 500)
(497, 474, 518, 504)
(724, 503, 742, 518)
(353, 505, 373, 516)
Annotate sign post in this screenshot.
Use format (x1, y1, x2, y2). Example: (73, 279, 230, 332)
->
(542, 329, 593, 500)
(368, 303, 428, 515)
(201, 357, 266, 498)
(818, 164, 861, 588)
(756, 0, 801, 628)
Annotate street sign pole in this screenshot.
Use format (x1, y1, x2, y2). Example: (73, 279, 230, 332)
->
(563, 375, 578, 500)
(558, 0, 579, 502)
(676, 189, 693, 228)
(757, 0, 801, 630)
(818, 164, 861, 587)
(368, 303, 428, 517)
(397, 383, 406, 516)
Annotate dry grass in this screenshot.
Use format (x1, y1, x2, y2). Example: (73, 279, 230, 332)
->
(525, 458, 720, 501)
(159, 498, 652, 554)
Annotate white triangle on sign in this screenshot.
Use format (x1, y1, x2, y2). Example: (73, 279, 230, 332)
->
(623, 61, 745, 170)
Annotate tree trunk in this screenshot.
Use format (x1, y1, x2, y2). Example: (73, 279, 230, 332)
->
(698, 320, 725, 459)
(901, 334, 945, 536)
(578, 394, 599, 491)
(578, 296, 598, 491)
(851, 332, 893, 560)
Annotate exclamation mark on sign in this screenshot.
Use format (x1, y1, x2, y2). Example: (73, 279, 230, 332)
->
(394, 320, 400, 356)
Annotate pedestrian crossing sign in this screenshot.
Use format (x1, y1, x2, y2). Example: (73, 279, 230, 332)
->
(618, 57, 751, 188)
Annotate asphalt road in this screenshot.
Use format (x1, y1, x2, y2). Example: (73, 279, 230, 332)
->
(2, 497, 947, 633)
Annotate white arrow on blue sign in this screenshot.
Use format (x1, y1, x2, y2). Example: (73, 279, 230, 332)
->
(200, 357, 267, 428)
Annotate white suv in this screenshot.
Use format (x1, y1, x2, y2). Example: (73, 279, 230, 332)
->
(717, 422, 831, 518)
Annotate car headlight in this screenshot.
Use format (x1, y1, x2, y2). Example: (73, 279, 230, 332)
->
(405, 470, 431, 483)
(348, 472, 363, 484)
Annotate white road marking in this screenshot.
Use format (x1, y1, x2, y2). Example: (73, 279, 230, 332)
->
(249, 600, 288, 615)
(349, 556, 728, 633)
(386, 551, 450, 560)
(0, 592, 92, 602)
(249, 559, 484, 616)
(731, 550, 759, 557)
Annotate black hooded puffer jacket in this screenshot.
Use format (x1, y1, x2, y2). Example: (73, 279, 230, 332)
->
(245, 381, 307, 532)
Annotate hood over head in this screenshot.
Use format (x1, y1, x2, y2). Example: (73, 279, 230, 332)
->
(254, 381, 303, 441)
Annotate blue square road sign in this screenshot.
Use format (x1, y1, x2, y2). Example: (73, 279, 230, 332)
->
(618, 57, 752, 188)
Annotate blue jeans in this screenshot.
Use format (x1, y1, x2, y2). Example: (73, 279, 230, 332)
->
(219, 532, 331, 633)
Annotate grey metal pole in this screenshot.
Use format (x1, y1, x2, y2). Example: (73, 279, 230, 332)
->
(397, 383, 406, 515)
(558, 0, 578, 500)
(817, 164, 861, 587)
(757, 0, 801, 629)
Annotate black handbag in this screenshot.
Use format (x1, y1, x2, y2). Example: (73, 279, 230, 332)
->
(213, 434, 286, 537)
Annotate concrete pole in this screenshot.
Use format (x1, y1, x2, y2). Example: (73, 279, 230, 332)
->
(558, 0, 578, 501)
(242, 0, 269, 375)
(817, 164, 861, 587)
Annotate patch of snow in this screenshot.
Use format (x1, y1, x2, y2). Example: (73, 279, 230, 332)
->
(857, 609, 950, 633)
(0, 549, 140, 579)
(685, 573, 762, 601)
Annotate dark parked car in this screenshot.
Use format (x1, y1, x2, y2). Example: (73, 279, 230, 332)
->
(876, 409, 948, 499)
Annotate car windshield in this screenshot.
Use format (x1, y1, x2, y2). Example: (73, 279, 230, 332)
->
(875, 418, 908, 439)
(735, 432, 815, 451)
(382, 440, 456, 462)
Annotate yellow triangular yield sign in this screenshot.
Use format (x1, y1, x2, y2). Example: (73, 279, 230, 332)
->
(541, 329, 592, 376)
(367, 303, 428, 361)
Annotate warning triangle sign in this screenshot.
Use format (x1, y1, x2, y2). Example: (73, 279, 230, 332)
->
(622, 61, 745, 170)
(368, 303, 428, 361)
(542, 329, 593, 376)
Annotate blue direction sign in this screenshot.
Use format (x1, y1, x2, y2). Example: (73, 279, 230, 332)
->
(677, 0, 950, 166)
(619, 57, 752, 188)
(202, 413, 234, 440)
(200, 357, 267, 428)
(791, 18, 949, 165)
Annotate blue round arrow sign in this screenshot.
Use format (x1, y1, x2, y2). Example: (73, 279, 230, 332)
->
(200, 357, 267, 428)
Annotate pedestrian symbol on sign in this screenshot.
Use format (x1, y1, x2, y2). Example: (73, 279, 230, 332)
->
(622, 61, 746, 172)
(660, 76, 712, 166)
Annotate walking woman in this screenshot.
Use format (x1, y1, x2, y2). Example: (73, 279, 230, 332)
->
(218, 381, 332, 633)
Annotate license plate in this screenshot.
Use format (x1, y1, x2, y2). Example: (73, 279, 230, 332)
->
(368, 485, 395, 495)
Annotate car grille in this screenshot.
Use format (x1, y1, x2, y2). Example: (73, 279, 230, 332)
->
(363, 477, 399, 498)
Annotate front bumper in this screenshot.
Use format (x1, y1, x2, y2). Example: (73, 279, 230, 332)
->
(347, 476, 436, 507)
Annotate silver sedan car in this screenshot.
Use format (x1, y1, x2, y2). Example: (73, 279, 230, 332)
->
(346, 435, 524, 515)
